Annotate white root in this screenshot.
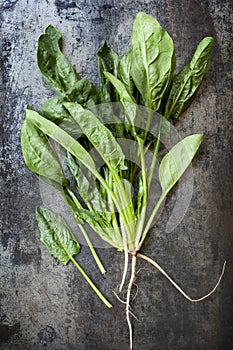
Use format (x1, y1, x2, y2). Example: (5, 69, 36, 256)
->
(126, 254, 137, 350)
(112, 290, 127, 304)
(137, 253, 226, 302)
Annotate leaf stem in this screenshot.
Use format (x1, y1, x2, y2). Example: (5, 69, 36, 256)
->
(65, 187, 106, 274)
(134, 137, 148, 248)
(147, 133, 160, 190)
(137, 194, 165, 250)
(109, 164, 136, 239)
(70, 256, 112, 308)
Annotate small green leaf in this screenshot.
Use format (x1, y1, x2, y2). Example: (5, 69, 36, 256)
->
(38, 26, 98, 107)
(66, 152, 106, 212)
(104, 72, 136, 125)
(130, 12, 175, 110)
(36, 207, 80, 265)
(104, 72, 135, 104)
(65, 102, 127, 171)
(97, 41, 120, 102)
(37, 25, 80, 96)
(159, 134, 203, 196)
(118, 50, 134, 95)
(21, 116, 65, 185)
(165, 37, 214, 119)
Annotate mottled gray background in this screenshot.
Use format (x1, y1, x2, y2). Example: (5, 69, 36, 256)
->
(1, 1, 233, 349)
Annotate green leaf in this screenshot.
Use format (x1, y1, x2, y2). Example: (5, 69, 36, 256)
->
(118, 50, 134, 96)
(130, 12, 175, 111)
(41, 98, 81, 137)
(36, 206, 112, 308)
(104, 72, 135, 104)
(97, 41, 120, 102)
(37, 25, 80, 96)
(25, 108, 98, 177)
(104, 72, 136, 125)
(159, 134, 203, 196)
(36, 207, 80, 265)
(21, 116, 65, 185)
(66, 78, 99, 107)
(165, 37, 214, 119)
(38, 26, 98, 107)
(65, 102, 127, 171)
(66, 152, 106, 212)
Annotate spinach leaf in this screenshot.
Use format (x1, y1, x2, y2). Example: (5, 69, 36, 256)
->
(65, 102, 127, 171)
(104, 72, 135, 104)
(21, 117, 65, 185)
(165, 37, 214, 119)
(118, 50, 134, 96)
(66, 78, 99, 107)
(36, 206, 112, 308)
(41, 97, 81, 137)
(25, 108, 98, 177)
(159, 134, 203, 196)
(130, 12, 175, 111)
(38, 26, 99, 107)
(104, 72, 136, 126)
(97, 41, 120, 102)
(37, 25, 80, 96)
(66, 152, 106, 212)
(36, 206, 80, 265)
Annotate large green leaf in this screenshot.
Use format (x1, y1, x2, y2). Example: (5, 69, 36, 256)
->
(97, 41, 120, 102)
(36, 207, 80, 265)
(21, 116, 65, 185)
(165, 37, 214, 119)
(25, 108, 98, 177)
(159, 134, 203, 196)
(37, 25, 80, 96)
(130, 12, 175, 111)
(65, 102, 127, 171)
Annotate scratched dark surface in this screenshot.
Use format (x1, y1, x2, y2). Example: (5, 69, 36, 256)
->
(1, 1, 233, 349)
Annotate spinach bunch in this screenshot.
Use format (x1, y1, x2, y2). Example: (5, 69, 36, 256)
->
(21, 12, 225, 350)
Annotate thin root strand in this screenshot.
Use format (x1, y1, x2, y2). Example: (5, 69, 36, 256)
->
(137, 253, 226, 302)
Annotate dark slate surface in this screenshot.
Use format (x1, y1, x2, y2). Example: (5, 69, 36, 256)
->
(1, 1, 233, 349)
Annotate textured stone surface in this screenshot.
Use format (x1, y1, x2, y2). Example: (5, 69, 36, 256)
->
(1, 1, 233, 349)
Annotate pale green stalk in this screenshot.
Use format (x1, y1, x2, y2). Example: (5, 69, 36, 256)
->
(65, 187, 106, 274)
(137, 194, 165, 251)
(134, 137, 148, 249)
(70, 256, 112, 308)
